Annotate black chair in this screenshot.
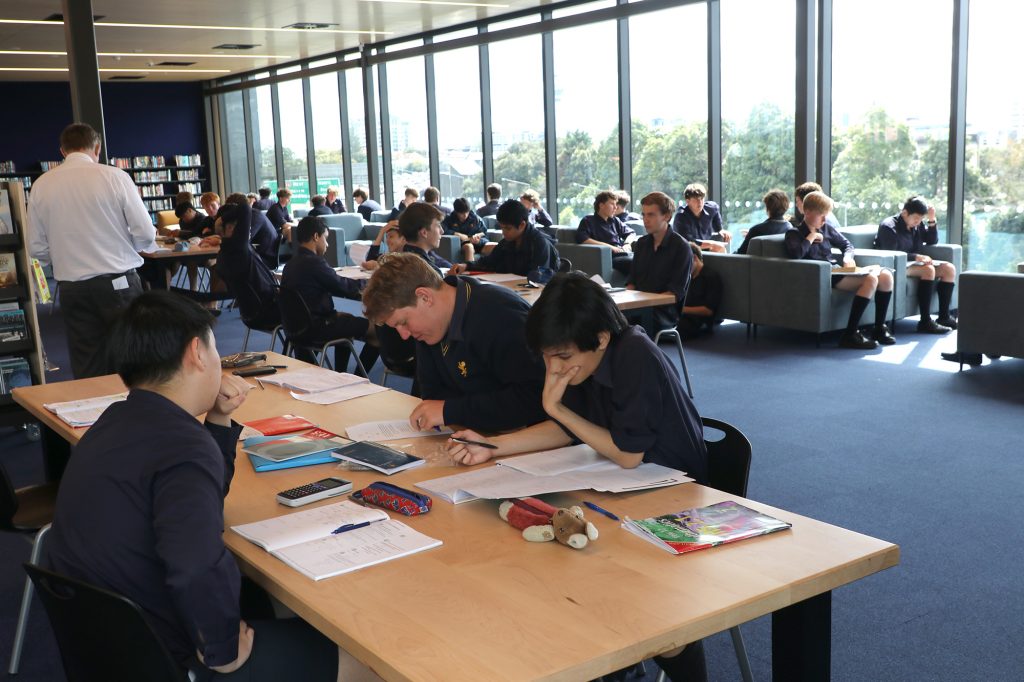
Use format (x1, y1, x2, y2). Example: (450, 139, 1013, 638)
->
(23, 563, 189, 682)
(1, 461, 59, 674)
(236, 281, 284, 353)
(375, 324, 417, 392)
(652, 270, 695, 398)
(277, 287, 368, 376)
(557, 256, 573, 273)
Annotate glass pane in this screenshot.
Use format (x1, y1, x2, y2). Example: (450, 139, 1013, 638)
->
(221, 90, 249, 194)
(964, 1, 1024, 272)
(386, 55, 430, 205)
(434, 46, 482, 206)
(629, 3, 708, 205)
(251, 85, 277, 189)
(553, 21, 620, 226)
(277, 78, 309, 209)
(309, 72, 344, 204)
(347, 70, 371, 202)
(831, 0, 951, 231)
(489, 35, 546, 210)
(721, 0, 795, 235)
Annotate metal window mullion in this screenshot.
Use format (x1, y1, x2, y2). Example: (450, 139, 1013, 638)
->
(796, 0, 816, 189)
(302, 77, 318, 198)
(707, 0, 722, 202)
(542, 13, 558, 212)
(242, 87, 257, 190)
(270, 78, 285, 187)
(817, 0, 833, 194)
(378, 56, 394, 205)
(338, 65, 355, 204)
(362, 47, 381, 201)
(425, 39, 441, 191)
(617, 1, 632, 197)
(947, 0, 969, 245)
(207, 95, 222, 197)
(479, 27, 494, 193)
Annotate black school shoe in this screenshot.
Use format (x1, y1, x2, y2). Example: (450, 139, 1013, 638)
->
(839, 330, 878, 349)
(936, 315, 958, 329)
(917, 318, 951, 334)
(873, 325, 896, 345)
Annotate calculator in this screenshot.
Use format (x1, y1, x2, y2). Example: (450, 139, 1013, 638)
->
(276, 477, 353, 507)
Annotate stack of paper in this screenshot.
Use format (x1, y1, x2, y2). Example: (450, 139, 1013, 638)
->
(258, 367, 388, 405)
(334, 265, 373, 281)
(416, 444, 692, 504)
(43, 392, 128, 427)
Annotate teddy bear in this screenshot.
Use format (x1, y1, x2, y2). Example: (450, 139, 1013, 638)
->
(498, 497, 599, 549)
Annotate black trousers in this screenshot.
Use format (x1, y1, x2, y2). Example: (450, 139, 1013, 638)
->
(58, 271, 144, 379)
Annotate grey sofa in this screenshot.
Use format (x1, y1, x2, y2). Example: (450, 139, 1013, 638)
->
(955, 271, 1024, 363)
(700, 252, 751, 324)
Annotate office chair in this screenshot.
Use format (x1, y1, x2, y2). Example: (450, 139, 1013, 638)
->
(1, 461, 59, 675)
(277, 287, 368, 376)
(23, 563, 189, 682)
(654, 417, 755, 682)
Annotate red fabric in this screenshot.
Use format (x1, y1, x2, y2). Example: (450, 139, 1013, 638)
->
(505, 497, 556, 530)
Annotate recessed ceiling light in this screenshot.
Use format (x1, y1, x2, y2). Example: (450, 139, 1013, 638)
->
(155, 61, 196, 66)
(0, 50, 291, 59)
(0, 18, 389, 35)
(109, 75, 145, 80)
(212, 44, 261, 50)
(0, 66, 231, 73)
(42, 13, 105, 22)
(359, 0, 508, 6)
(283, 22, 338, 30)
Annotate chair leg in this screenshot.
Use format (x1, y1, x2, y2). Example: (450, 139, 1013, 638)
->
(672, 332, 694, 399)
(729, 626, 755, 682)
(381, 370, 391, 388)
(241, 326, 252, 352)
(9, 525, 51, 675)
(269, 326, 282, 354)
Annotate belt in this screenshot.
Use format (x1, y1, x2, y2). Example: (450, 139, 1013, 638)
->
(58, 269, 137, 287)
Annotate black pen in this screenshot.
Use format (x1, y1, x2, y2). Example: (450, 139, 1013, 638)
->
(449, 436, 498, 450)
(584, 501, 620, 521)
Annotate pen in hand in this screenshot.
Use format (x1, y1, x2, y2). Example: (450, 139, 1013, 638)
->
(583, 501, 620, 521)
(449, 436, 498, 450)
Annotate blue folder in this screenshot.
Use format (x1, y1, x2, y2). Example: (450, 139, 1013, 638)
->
(243, 434, 339, 472)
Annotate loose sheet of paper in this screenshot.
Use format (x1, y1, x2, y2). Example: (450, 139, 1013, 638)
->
(291, 382, 388, 405)
(43, 392, 128, 427)
(231, 501, 388, 552)
(497, 444, 604, 476)
(472, 272, 525, 283)
(335, 264, 373, 281)
(346, 419, 452, 442)
(259, 367, 368, 394)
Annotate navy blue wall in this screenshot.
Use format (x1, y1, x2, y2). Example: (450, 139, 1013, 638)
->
(0, 81, 207, 171)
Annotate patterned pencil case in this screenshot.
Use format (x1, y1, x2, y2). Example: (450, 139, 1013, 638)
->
(351, 481, 432, 516)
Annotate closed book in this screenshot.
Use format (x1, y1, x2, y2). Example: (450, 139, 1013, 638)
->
(331, 440, 425, 475)
(242, 428, 347, 463)
(622, 500, 791, 555)
(244, 414, 317, 436)
(0, 253, 17, 287)
(247, 450, 338, 472)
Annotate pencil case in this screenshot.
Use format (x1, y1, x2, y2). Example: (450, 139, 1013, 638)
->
(351, 481, 432, 516)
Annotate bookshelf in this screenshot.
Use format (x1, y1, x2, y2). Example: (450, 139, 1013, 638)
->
(0, 180, 45, 423)
(109, 154, 207, 219)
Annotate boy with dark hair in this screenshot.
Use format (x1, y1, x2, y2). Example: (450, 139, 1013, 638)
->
(737, 188, 792, 254)
(477, 183, 502, 217)
(362, 252, 546, 432)
(673, 182, 730, 251)
(442, 197, 488, 262)
(398, 202, 467, 276)
(576, 190, 635, 276)
(388, 187, 420, 222)
(875, 196, 957, 332)
(474, 199, 559, 276)
(224, 192, 279, 269)
(307, 194, 332, 217)
(266, 188, 295, 242)
(281, 216, 378, 373)
(352, 187, 382, 220)
(626, 191, 692, 331)
(422, 186, 452, 216)
(213, 202, 280, 329)
(44, 291, 340, 680)
(254, 187, 273, 211)
(678, 242, 723, 339)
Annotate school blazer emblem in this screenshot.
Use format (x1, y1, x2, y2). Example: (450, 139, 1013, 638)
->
(457, 360, 468, 378)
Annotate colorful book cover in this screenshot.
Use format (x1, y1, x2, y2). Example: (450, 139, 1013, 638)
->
(243, 414, 317, 436)
(623, 500, 792, 555)
(0, 306, 26, 343)
(0, 253, 17, 287)
(241, 428, 347, 463)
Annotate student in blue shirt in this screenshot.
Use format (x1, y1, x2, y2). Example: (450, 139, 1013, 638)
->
(576, 190, 635, 276)
(673, 182, 730, 252)
(736, 188, 792, 254)
(477, 183, 502, 217)
(352, 187, 382, 220)
(307, 195, 333, 217)
(266, 188, 295, 243)
(446, 272, 708, 682)
(474, 199, 559, 276)
(520, 189, 554, 228)
(398, 202, 468, 276)
(253, 187, 273, 211)
(388, 187, 420, 222)
(442, 197, 488, 262)
(325, 185, 347, 214)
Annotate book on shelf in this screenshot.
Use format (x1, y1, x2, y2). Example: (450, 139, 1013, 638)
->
(39, 161, 62, 171)
(0, 252, 17, 287)
(0, 356, 30, 395)
(241, 427, 348, 463)
(174, 154, 202, 166)
(231, 500, 442, 581)
(331, 440, 425, 475)
(0, 303, 27, 344)
(622, 500, 792, 555)
(0, 161, 15, 174)
(0, 188, 12, 235)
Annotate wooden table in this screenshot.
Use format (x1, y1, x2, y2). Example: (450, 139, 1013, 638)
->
(13, 355, 899, 681)
(469, 273, 677, 312)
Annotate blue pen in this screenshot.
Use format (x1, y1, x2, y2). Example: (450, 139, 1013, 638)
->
(584, 501, 620, 521)
(331, 521, 372, 535)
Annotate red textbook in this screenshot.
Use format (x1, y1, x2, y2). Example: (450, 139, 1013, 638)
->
(244, 414, 317, 436)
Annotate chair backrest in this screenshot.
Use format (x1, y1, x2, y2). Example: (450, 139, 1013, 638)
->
(376, 324, 417, 378)
(277, 287, 313, 341)
(155, 210, 178, 230)
(24, 563, 188, 682)
(747, 234, 788, 258)
(701, 417, 751, 497)
(237, 280, 280, 328)
(370, 209, 392, 223)
(558, 257, 573, 273)
(0, 462, 20, 532)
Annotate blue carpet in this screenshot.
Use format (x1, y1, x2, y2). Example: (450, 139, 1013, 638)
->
(2, 296, 1021, 680)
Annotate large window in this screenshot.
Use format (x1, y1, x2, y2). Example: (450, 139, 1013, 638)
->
(720, 0, 795, 234)
(251, 84, 276, 189)
(277, 77, 309, 209)
(346, 69, 369, 202)
(553, 21, 620, 226)
(629, 3, 708, 205)
(488, 35, 546, 212)
(385, 55, 429, 205)
(221, 90, 249, 193)
(964, 1, 1024, 272)
(831, 0, 952, 230)
(434, 46, 483, 206)
(309, 72, 344, 204)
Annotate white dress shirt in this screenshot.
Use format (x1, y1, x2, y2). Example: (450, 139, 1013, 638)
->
(28, 152, 157, 282)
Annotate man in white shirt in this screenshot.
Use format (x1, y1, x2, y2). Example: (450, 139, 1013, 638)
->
(29, 123, 157, 378)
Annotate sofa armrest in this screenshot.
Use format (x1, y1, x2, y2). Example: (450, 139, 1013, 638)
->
(700, 253, 751, 323)
(919, 244, 962, 273)
(958, 271, 1024, 357)
(750, 258, 833, 332)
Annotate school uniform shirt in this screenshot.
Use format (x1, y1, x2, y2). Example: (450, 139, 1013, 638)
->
(216, 207, 280, 327)
(403, 244, 453, 276)
(442, 211, 488, 242)
(576, 214, 632, 247)
(329, 198, 347, 214)
(356, 199, 382, 221)
(266, 202, 292, 232)
(530, 207, 554, 228)
(44, 389, 244, 670)
(307, 205, 333, 217)
(418, 275, 547, 431)
(685, 268, 723, 318)
(626, 230, 692, 305)
(386, 201, 409, 222)
(177, 212, 207, 240)
(281, 245, 360, 318)
(672, 200, 723, 242)
(249, 208, 280, 269)
(476, 200, 500, 217)
(558, 326, 708, 483)
(475, 223, 559, 276)
(783, 222, 854, 265)
(736, 217, 791, 254)
(874, 213, 938, 258)
(254, 197, 273, 211)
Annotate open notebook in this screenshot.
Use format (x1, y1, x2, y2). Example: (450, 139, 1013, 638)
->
(231, 500, 441, 580)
